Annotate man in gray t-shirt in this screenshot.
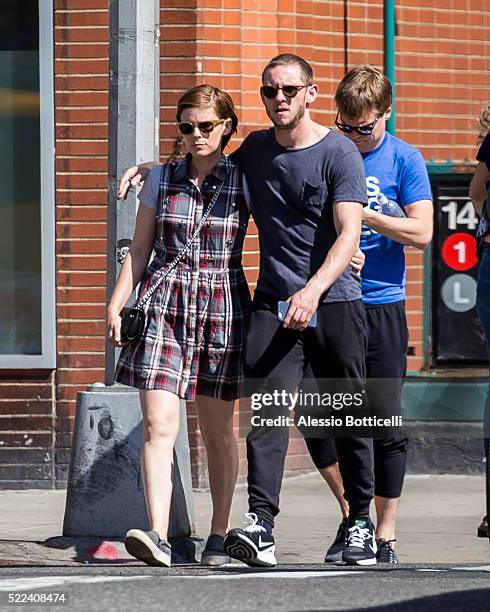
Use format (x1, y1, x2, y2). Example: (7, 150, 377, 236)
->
(224, 54, 376, 568)
(232, 128, 367, 303)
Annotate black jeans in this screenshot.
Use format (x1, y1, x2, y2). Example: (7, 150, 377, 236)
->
(306, 300, 409, 498)
(244, 291, 373, 526)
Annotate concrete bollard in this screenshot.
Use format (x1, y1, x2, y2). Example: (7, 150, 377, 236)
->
(63, 384, 195, 542)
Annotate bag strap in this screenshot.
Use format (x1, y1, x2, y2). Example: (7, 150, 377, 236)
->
(135, 174, 226, 309)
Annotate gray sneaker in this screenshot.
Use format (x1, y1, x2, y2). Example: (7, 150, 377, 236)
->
(124, 529, 171, 567)
(201, 534, 231, 566)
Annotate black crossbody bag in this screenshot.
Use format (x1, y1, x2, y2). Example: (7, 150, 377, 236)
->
(120, 178, 225, 343)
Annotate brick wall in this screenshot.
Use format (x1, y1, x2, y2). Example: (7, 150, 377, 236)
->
(160, 0, 490, 485)
(54, 0, 109, 486)
(1, 0, 488, 488)
(395, 0, 488, 370)
(0, 373, 55, 488)
(343, 0, 489, 371)
(160, 0, 489, 382)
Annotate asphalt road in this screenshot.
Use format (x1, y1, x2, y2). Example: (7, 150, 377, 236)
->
(0, 564, 489, 611)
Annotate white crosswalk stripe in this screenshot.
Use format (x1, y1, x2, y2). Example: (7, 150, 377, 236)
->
(166, 570, 366, 580)
(0, 576, 150, 592)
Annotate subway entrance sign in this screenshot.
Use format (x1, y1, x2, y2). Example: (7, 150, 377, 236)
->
(432, 176, 487, 365)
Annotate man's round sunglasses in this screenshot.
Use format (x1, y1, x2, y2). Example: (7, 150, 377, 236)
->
(335, 112, 383, 136)
(260, 84, 309, 99)
(177, 119, 224, 135)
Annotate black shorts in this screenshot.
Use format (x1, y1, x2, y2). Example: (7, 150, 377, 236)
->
(306, 300, 409, 497)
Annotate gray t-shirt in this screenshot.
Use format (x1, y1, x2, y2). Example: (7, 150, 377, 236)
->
(231, 129, 368, 302)
(137, 165, 160, 210)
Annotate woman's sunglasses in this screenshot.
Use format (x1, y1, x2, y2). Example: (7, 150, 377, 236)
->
(260, 84, 308, 99)
(177, 119, 224, 135)
(335, 112, 383, 136)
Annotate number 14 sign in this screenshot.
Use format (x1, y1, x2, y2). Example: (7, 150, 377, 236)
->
(439, 199, 479, 312)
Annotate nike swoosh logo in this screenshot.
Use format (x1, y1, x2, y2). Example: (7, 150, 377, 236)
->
(258, 536, 272, 550)
(369, 543, 377, 554)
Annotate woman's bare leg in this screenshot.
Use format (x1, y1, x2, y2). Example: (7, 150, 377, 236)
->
(139, 389, 181, 541)
(374, 496, 400, 545)
(196, 395, 238, 535)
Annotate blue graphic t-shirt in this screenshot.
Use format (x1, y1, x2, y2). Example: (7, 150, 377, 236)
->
(360, 133, 432, 305)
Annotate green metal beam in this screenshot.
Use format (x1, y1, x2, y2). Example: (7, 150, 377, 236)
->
(384, 0, 396, 135)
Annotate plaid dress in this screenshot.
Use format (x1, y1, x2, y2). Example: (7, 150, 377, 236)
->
(115, 155, 251, 401)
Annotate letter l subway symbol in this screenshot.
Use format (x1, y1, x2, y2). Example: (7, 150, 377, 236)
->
(453, 281, 470, 304)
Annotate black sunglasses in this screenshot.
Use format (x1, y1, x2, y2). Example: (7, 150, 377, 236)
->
(260, 84, 309, 99)
(177, 119, 224, 135)
(335, 112, 383, 136)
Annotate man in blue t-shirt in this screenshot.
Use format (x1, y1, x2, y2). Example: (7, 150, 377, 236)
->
(306, 65, 433, 563)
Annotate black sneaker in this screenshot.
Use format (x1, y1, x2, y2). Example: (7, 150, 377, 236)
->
(342, 518, 377, 566)
(325, 518, 349, 563)
(223, 513, 277, 567)
(376, 538, 399, 563)
(124, 529, 171, 567)
(201, 534, 231, 566)
(477, 515, 488, 538)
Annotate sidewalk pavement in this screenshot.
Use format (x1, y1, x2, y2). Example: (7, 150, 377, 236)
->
(0, 474, 488, 566)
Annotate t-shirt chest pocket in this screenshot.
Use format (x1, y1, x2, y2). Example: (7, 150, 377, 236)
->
(300, 179, 328, 210)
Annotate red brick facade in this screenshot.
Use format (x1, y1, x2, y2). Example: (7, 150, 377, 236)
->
(0, 0, 488, 488)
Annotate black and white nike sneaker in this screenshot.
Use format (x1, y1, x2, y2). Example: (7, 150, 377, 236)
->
(324, 518, 349, 563)
(342, 518, 377, 566)
(223, 513, 277, 567)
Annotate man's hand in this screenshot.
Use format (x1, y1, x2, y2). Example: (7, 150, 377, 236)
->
(362, 206, 378, 225)
(117, 164, 151, 200)
(283, 283, 322, 331)
(350, 248, 365, 276)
